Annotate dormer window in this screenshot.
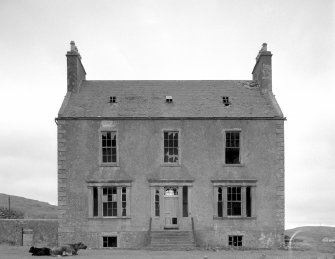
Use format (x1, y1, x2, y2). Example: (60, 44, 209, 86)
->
(110, 96, 117, 103)
(222, 96, 230, 106)
(166, 96, 173, 103)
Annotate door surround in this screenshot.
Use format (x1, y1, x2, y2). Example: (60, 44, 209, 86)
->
(149, 180, 193, 230)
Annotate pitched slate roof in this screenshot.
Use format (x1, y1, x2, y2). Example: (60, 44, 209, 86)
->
(58, 80, 283, 118)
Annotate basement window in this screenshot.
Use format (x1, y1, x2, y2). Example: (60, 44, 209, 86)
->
(229, 235, 243, 247)
(103, 236, 117, 248)
(222, 96, 230, 106)
(109, 96, 117, 103)
(166, 96, 173, 103)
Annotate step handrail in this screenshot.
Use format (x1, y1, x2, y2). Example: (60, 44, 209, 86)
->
(191, 217, 196, 246)
(148, 217, 152, 245)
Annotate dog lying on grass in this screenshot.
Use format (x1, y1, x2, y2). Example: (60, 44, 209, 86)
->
(50, 242, 87, 256)
(29, 246, 51, 256)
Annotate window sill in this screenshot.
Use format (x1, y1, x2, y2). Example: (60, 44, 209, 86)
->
(213, 216, 256, 220)
(160, 164, 181, 167)
(222, 163, 245, 167)
(89, 216, 131, 220)
(100, 164, 120, 167)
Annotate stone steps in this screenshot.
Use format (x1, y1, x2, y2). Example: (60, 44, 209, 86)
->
(148, 230, 195, 250)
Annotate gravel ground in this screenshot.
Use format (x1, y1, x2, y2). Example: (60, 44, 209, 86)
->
(0, 246, 334, 259)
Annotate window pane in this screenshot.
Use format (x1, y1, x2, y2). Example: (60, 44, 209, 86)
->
(174, 137, 178, 147)
(227, 202, 231, 216)
(225, 148, 240, 164)
(237, 192, 241, 201)
(93, 187, 98, 217)
(168, 149, 174, 163)
(122, 204, 126, 217)
(218, 194, 222, 202)
(112, 205, 117, 216)
(102, 155, 107, 163)
(182, 186, 188, 217)
(218, 202, 223, 217)
(103, 203, 107, 216)
(110, 155, 115, 163)
(235, 202, 241, 215)
(246, 187, 251, 217)
(226, 132, 240, 153)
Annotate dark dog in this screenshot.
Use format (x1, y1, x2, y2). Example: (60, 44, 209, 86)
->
(51, 242, 87, 256)
(29, 246, 51, 256)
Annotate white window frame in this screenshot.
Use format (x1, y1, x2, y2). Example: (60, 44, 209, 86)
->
(213, 180, 256, 219)
(101, 233, 118, 248)
(228, 235, 243, 247)
(222, 129, 243, 166)
(99, 122, 119, 167)
(88, 182, 131, 219)
(162, 129, 181, 166)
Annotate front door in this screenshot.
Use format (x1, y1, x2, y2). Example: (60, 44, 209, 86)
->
(164, 187, 179, 229)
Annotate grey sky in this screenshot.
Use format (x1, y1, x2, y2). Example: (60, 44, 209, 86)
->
(0, 0, 334, 229)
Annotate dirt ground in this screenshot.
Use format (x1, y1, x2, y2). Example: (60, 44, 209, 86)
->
(1, 246, 334, 259)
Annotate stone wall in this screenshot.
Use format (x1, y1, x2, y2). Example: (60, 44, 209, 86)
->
(0, 219, 58, 246)
(58, 118, 285, 248)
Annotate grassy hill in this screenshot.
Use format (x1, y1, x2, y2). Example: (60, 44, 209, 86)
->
(285, 226, 335, 253)
(0, 193, 58, 219)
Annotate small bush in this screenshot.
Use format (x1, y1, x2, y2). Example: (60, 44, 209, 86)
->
(0, 207, 24, 219)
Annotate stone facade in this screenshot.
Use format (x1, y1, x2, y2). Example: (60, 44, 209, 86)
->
(57, 42, 285, 249)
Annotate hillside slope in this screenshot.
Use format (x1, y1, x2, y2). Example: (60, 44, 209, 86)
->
(285, 226, 335, 253)
(0, 193, 57, 219)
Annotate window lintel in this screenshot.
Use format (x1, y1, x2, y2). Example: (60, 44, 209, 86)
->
(148, 180, 193, 187)
(212, 179, 257, 187)
(213, 216, 257, 220)
(87, 181, 132, 187)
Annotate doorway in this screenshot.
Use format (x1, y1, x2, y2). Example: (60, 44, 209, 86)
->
(164, 187, 179, 229)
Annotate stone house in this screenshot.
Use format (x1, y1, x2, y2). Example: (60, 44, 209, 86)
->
(56, 42, 285, 249)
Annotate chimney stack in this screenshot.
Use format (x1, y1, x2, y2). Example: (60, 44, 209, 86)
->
(66, 41, 86, 93)
(252, 43, 272, 92)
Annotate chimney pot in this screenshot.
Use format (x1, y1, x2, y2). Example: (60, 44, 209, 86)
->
(261, 43, 267, 52)
(70, 41, 76, 52)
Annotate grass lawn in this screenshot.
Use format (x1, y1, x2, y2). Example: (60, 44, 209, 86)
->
(1, 246, 334, 259)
